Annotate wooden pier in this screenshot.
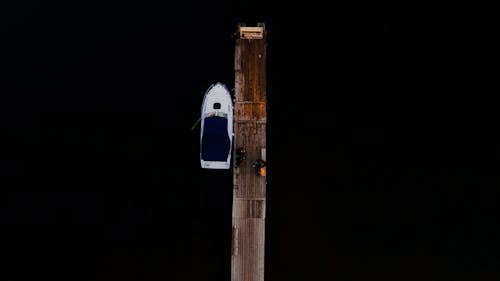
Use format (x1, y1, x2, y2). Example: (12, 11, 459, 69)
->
(231, 23, 267, 281)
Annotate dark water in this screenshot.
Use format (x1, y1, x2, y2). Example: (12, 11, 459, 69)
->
(1, 2, 498, 280)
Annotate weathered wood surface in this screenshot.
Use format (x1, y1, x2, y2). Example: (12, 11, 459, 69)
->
(231, 24, 267, 281)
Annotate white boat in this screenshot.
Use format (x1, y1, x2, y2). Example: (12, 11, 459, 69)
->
(200, 82, 233, 169)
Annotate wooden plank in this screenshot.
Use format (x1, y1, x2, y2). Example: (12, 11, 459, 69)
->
(231, 23, 267, 281)
(235, 102, 266, 122)
(239, 27, 264, 39)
